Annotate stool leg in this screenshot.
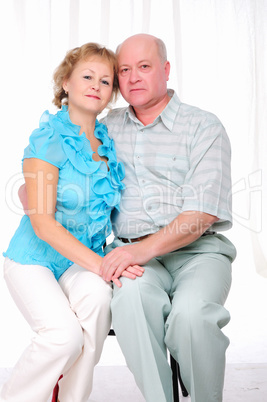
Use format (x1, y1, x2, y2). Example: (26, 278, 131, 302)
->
(170, 355, 179, 402)
(177, 364, 189, 397)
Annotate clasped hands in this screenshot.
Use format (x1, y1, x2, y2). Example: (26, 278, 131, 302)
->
(100, 242, 147, 287)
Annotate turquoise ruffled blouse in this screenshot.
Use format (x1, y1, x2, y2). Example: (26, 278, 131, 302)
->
(4, 106, 125, 279)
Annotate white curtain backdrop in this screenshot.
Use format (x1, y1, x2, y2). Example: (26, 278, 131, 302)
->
(0, 0, 266, 367)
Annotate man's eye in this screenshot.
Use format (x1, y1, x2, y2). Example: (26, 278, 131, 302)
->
(141, 65, 149, 69)
(120, 68, 129, 74)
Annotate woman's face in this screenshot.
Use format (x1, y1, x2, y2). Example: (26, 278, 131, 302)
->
(63, 56, 114, 118)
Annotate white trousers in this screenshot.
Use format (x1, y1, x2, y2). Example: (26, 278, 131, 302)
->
(1, 258, 112, 402)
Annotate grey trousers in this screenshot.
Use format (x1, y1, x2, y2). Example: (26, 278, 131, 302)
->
(108, 234, 236, 402)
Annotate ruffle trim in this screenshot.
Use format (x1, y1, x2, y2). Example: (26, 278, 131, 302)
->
(38, 106, 125, 251)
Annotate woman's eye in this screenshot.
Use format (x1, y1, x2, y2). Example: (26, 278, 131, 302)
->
(101, 80, 110, 86)
(84, 75, 92, 80)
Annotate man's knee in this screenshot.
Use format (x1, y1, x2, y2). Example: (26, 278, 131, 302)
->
(111, 271, 172, 336)
(112, 276, 141, 309)
(166, 298, 230, 352)
(112, 265, 166, 305)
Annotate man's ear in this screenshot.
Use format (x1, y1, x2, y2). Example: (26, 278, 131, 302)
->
(164, 61, 171, 81)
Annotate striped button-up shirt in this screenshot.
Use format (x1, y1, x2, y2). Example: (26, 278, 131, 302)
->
(102, 90, 232, 239)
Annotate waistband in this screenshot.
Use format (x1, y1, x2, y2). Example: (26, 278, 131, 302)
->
(118, 230, 216, 244)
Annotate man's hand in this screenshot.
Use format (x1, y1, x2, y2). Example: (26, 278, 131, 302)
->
(101, 242, 149, 283)
(111, 264, 145, 287)
(101, 211, 218, 285)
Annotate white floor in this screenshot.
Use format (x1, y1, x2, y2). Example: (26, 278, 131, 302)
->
(0, 363, 267, 401)
(90, 363, 267, 402)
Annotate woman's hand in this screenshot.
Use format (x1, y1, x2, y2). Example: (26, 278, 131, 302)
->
(111, 264, 145, 287)
(100, 242, 149, 284)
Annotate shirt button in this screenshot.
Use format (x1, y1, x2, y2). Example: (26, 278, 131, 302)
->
(140, 129, 144, 133)
(172, 156, 177, 161)
(136, 155, 140, 159)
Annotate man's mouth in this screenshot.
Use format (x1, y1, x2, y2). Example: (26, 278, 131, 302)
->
(130, 88, 144, 92)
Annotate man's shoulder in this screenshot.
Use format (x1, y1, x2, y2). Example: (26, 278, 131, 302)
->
(100, 107, 129, 139)
(102, 106, 128, 124)
(179, 101, 221, 126)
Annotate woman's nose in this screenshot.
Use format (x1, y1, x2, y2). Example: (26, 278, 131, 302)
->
(91, 80, 100, 91)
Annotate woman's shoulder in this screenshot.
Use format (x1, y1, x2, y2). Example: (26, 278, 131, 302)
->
(32, 106, 78, 141)
(23, 107, 73, 167)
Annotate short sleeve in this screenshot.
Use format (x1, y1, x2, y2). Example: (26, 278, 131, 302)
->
(23, 110, 67, 168)
(181, 114, 233, 231)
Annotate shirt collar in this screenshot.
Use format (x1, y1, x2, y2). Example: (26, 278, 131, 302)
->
(124, 106, 139, 124)
(160, 89, 181, 131)
(123, 89, 181, 131)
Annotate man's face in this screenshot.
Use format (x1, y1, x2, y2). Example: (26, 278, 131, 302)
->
(117, 37, 170, 110)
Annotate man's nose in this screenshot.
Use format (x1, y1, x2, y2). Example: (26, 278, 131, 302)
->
(129, 68, 140, 83)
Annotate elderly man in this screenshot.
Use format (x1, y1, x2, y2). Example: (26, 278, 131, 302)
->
(100, 34, 236, 402)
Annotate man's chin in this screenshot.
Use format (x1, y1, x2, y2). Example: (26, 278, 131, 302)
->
(121, 91, 146, 105)
(127, 96, 147, 108)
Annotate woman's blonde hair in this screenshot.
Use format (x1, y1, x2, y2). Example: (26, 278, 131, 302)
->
(53, 42, 119, 109)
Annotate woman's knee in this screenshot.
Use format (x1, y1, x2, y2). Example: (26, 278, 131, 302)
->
(46, 319, 84, 361)
(87, 282, 112, 320)
(63, 268, 112, 315)
(82, 278, 112, 315)
(93, 280, 113, 305)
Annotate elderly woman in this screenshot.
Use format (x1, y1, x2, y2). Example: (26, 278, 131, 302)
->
(1, 42, 143, 402)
